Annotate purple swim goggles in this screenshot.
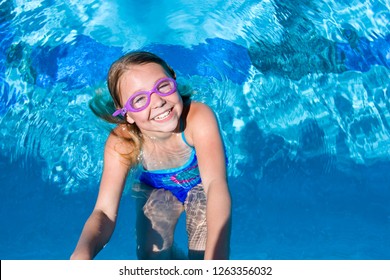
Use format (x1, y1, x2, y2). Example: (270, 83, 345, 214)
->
(113, 77, 177, 117)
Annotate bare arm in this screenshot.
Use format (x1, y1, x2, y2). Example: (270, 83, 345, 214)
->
(190, 103, 231, 259)
(70, 130, 132, 259)
(70, 209, 116, 259)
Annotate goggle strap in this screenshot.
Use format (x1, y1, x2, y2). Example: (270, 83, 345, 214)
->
(112, 108, 126, 117)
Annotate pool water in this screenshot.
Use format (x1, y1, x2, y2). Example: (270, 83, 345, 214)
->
(0, 0, 390, 260)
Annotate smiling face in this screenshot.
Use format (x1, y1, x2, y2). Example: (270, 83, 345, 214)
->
(118, 62, 184, 137)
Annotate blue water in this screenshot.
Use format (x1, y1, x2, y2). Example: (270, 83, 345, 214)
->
(1, 0, 390, 260)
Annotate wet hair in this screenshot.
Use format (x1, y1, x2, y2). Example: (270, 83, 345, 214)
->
(89, 51, 190, 167)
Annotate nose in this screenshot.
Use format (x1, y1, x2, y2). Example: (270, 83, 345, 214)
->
(150, 91, 166, 109)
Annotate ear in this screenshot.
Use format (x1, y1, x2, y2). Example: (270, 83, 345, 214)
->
(126, 114, 135, 124)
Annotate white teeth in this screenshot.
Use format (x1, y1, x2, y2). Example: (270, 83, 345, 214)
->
(154, 109, 171, 120)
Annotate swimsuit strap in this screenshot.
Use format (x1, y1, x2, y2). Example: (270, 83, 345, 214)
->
(179, 115, 193, 148)
(181, 131, 193, 148)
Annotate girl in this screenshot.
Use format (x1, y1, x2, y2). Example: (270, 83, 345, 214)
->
(70, 51, 231, 260)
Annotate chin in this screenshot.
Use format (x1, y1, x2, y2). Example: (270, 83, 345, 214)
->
(157, 115, 181, 132)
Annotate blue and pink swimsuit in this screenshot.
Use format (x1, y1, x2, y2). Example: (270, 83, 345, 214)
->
(138, 133, 201, 203)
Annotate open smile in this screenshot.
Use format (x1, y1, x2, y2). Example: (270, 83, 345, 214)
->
(152, 108, 173, 121)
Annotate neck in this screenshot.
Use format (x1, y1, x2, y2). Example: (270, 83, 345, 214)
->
(142, 131, 173, 142)
(140, 126, 181, 144)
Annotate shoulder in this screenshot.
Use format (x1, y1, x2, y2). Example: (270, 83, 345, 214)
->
(104, 124, 140, 167)
(106, 125, 129, 151)
(185, 102, 220, 144)
(187, 102, 216, 123)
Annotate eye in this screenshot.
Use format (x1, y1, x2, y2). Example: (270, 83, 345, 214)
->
(131, 94, 148, 108)
(157, 81, 173, 93)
